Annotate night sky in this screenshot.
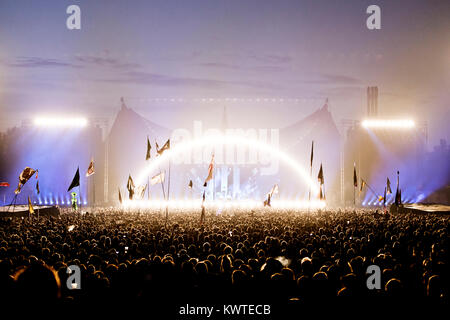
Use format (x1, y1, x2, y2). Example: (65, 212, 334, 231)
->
(0, 0, 449, 146)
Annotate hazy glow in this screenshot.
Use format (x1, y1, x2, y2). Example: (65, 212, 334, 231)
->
(122, 199, 326, 210)
(34, 117, 88, 127)
(361, 119, 415, 129)
(136, 134, 320, 195)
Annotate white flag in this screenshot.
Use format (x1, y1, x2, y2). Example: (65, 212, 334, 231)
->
(151, 172, 165, 185)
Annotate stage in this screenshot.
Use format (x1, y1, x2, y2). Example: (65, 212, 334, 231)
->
(391, 203, 450, 215)
(0, 205, 61, 218)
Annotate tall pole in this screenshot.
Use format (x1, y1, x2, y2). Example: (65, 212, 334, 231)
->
(78, 185, 82, 213)
(166, 159, 171, 225)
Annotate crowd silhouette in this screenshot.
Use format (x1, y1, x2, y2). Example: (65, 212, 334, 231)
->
(0, 208, 448, 308)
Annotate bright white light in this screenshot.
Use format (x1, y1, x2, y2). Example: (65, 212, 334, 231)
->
(34, 117, 88, 127)
(122, 199, 326, 210)
(136, 134, 320, 195)
(361, 119, 415, 129)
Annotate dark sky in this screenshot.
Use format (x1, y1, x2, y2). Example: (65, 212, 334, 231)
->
(0, 0, 449, 146)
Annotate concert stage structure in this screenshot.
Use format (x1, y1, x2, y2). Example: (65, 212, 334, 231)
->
(0, 205, 60, 218)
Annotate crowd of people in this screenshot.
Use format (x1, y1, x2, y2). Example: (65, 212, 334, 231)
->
(0, 207, 448, 308)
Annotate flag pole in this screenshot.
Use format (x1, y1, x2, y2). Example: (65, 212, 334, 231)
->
(166, 158, 171, 225)
(78, 184, 82, 213)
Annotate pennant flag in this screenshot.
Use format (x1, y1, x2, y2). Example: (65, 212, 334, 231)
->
(36, 181, 40, 194)
(310, 141, 314, 168)
(135, 184, 148, 199)
(140, 184, 148, 199)
(127, 175, 135, 200)
(203, 154, 215, 187)
(86, 159, 95, 177)
(118, 188, 123, 204)
(0, 182, 9, 187)
(127, 175, 135, 190)
(67, 167, 80, 192)
(156, 139, 170, 156)
(188, 180, 193, 189)
(146, 136, 151, 160)
(317, 163, 324, 185)
(28, 196, 34, 215)
(353, 163, 358, 188)
(395, 171, 401, 205)
(151, 172, 165, 185)
(19, 167, 36, 185)
(386, 177, 392, 194)
(263, 193, 271, 207)
(360, 179, 366, 193)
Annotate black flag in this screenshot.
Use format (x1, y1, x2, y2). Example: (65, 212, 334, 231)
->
(310, 141, 314, 168)
(156, 139, 170, 156)
(36, 180, 40, 194)
(188, 180, 193, 188)
(353, 163, 358, 188)
(146, 136, 151, 160)
(67, 167, 80, 192)
(317, 163, 324, 185)
(127, 175, 135, 200)
(386, 177, 392, 194)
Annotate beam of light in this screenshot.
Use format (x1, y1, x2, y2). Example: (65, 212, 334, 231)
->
(122, 199, 326, 210)
(361, 119, 415, 129)
(136, 134, 320, 195)
(34, 117, 88, 127)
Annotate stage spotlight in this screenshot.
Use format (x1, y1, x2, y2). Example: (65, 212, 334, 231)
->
(34, 117, 88, 127)
(361, 119, 415, 129)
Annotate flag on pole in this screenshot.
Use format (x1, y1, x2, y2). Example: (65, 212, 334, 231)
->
(188, 180, 193, 188)
(15, 167, 37, 194)
(353, 163, 358, 188)
(386, 177, 392, 194)
(146, 136, 151, 160)
(67, 167, 80, 192)
(86, 159, 95, 177)
(151, 172, 165, 185)
(310, 141, 314, 167)
(395, 171, 401, 205)
(0, 182, 9, 187)
(263, 193, 271, 207)
(203, 154, 215, 187)
(127, 175, 135, 200)
(156, 139, 170, 156)
(28, 196, 34, 215)
(317, 163, 324, 185)
(36, 181, 40, 194)
(383, 187, 387, 206)
(19, 167, 36, 185)
(359, 179, 366, 194)
(118, 188, 123, 204)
